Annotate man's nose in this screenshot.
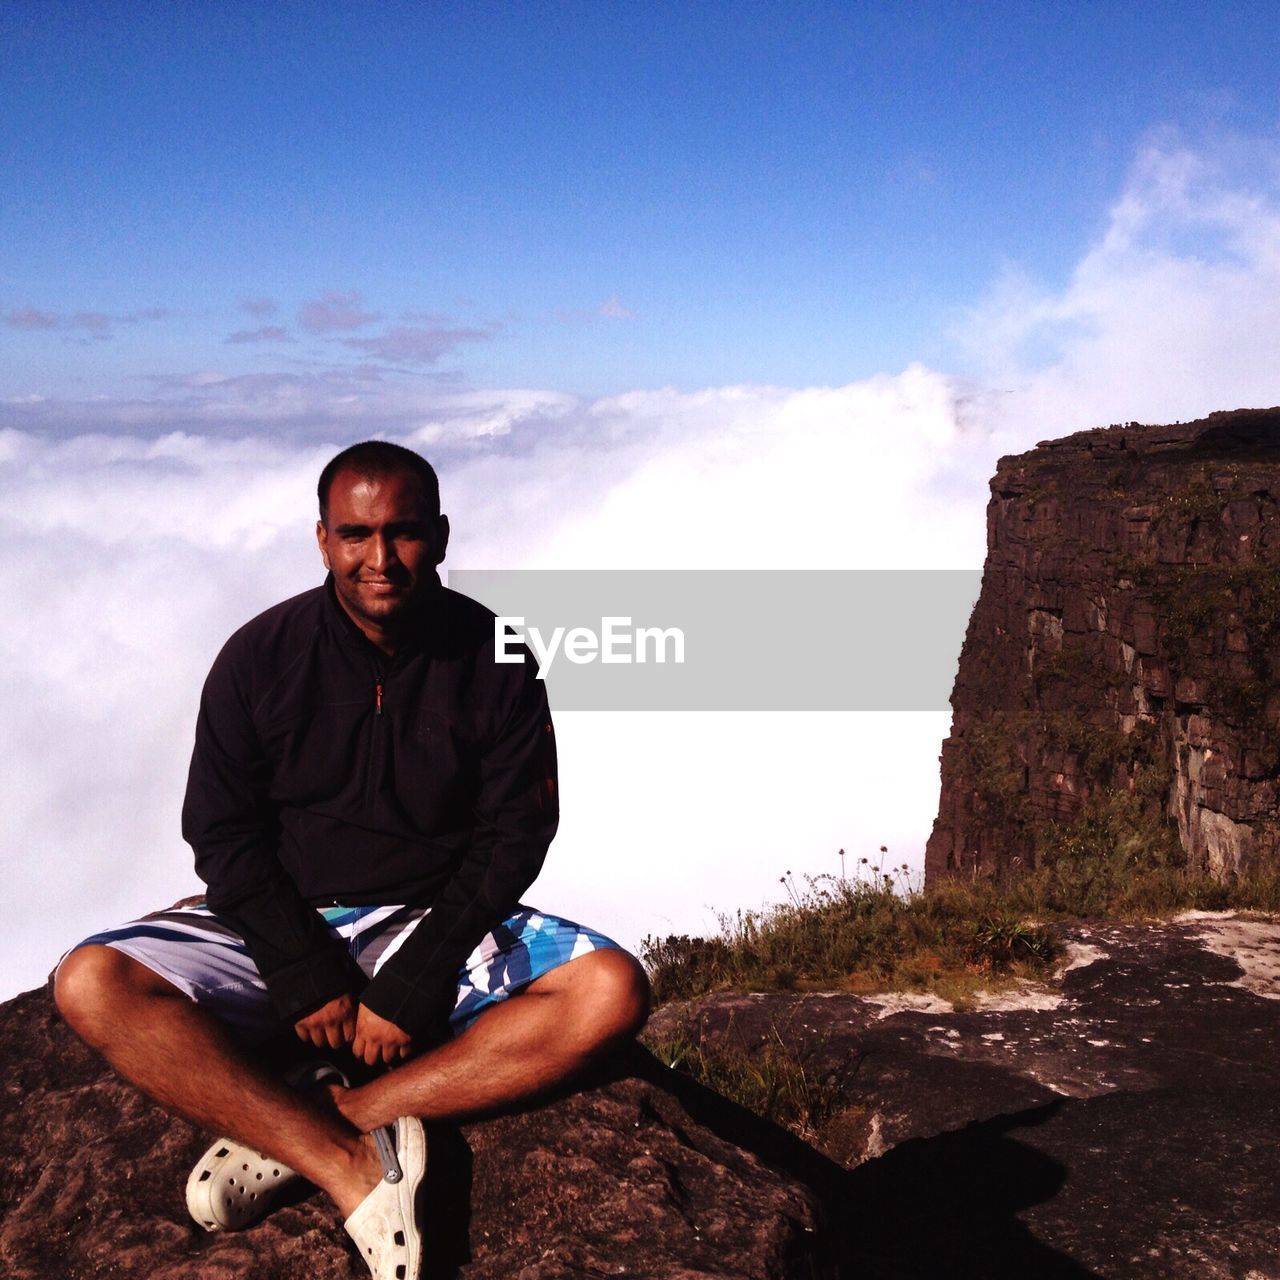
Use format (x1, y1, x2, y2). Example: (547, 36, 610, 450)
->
(367, 534, 397, 571)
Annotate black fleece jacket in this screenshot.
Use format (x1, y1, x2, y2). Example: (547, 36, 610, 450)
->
(180, 575, 558, 1037)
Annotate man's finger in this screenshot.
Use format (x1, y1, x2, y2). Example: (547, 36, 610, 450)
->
(325, 1023, 343, 1050)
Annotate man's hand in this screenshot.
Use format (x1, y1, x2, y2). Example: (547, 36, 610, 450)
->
(293, 992, 358, 1050)
(352, 1004, 412, 1066)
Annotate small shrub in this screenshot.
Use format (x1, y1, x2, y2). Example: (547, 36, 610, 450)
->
(970, 912, 1056, 970)
(642, 934, 735, 1004)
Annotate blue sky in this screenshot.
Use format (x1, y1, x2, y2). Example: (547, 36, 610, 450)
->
(6, 2, 1280, 998)
(6, 1, 1280, 396)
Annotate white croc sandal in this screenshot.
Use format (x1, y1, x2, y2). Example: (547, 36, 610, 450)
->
(185, 1060, 349, 1233)
(186, 1140, 298, 1231)
(344, 1115, 427, 1280)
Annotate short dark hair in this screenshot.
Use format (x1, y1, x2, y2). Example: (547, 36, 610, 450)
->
(317, 441, 441, 523)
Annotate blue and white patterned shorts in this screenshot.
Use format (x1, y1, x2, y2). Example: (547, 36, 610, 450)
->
(68, 901, 622, 1040)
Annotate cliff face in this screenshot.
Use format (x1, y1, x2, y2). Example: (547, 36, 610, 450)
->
(926, 409, 1280, 883)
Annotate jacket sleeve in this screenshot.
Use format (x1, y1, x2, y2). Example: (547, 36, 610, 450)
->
(182, 637, 364, 1022)
(359, 645, 559, 1038)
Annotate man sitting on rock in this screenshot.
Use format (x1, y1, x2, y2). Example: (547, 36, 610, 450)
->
(54, 440, 651, 1280)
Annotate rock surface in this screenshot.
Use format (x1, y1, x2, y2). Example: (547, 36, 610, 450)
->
(651, 910, 1280, 1278)
(0, 984, 832, 1279)
(9, 916, 1280, 1277)
(926, 409, 1280, 882)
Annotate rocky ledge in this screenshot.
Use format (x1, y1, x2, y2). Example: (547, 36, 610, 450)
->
(8, 913, 1280, 1278)
(650, 910, 1280, 1278)
(0, 985, 832, 1280)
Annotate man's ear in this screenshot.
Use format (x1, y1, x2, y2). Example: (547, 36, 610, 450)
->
(316, 519, 332, 570)
(433, 514, 451, 566)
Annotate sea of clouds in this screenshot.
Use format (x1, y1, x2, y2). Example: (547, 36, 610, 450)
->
(6, 138, 1280, 999)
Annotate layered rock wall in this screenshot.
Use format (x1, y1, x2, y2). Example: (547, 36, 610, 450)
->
(927, 409, 1280, 882)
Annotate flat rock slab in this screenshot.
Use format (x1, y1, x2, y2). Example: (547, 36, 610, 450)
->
(0, 986, 831, 1279)
(651, 911, 1280, 1277)
(10, 913, 1280, 1277)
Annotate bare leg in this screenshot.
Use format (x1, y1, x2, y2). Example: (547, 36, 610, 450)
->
(54, 945, 382, 1216)
(55, 945, 649, 1208)
(338, 948, 650, 1133)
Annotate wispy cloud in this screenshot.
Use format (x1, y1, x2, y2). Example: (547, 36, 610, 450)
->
(344, 325, 491, 365)
(240, 297, 278, 317)
(598, 296, 634, 320)
(961, 130, 1280, 446)
(297, 289, 380, 333)
(225, 325, 294, 345)
(72, 312, 112, 335)
(556, 297, 636, 324)
(4, 305, 167, 339)
(5, 307, 59, 330)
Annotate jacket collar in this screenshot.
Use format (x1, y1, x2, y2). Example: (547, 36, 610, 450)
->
(320, 571, 445, 661)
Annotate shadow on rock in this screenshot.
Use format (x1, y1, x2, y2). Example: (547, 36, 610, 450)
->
(627, 1051, 1100, 1279)
(842, 1103, 1101, 1279)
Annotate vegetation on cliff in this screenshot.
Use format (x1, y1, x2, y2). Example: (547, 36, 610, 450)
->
(641, 823, 1280, 1010)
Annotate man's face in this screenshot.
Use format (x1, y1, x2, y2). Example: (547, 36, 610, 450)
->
(316, 467, 449, 642)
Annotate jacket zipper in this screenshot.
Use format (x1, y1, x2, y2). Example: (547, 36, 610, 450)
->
(366, 668, 385, 803)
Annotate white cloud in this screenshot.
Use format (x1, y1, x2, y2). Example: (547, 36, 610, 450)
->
(963, 134, 1280, 452)
(345, 325, 490, 365)
(4, 306, 167, 340)
(6, 307, 59, 330)
(8, 133, 1280, 1001)
(598, 296, 634, 320)
(226, 325, 294, 344)
(296, 289, 381, 333)
(2, 367, 978, 998)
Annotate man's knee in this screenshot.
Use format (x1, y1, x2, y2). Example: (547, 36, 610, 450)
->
(566, 948, 651, 1045)
(54, 945, 176, 1039)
